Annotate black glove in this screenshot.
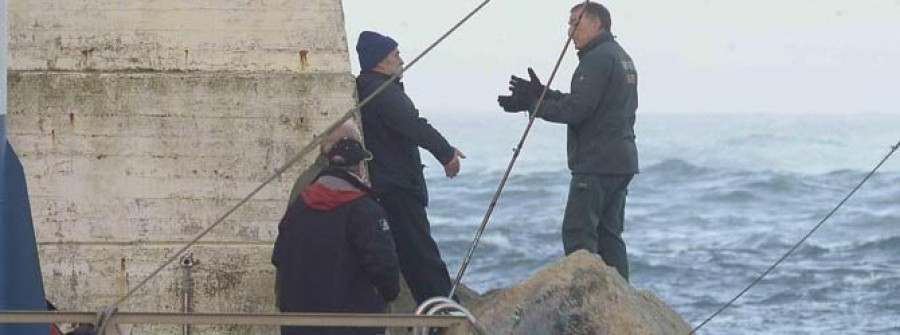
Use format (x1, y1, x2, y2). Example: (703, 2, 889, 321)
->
(509, 67, 545, 104)
(497, 94, 530, 112)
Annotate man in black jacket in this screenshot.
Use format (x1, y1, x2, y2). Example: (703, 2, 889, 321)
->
(498, 2, 638, 281)
(272, 137, 400, 335)
(355, 31, 465, 304)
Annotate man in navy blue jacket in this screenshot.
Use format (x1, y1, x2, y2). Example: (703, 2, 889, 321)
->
(273, 137, 400, 335)
(355, 31, 465, 304)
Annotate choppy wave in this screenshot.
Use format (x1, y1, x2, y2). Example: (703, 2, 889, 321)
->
(849, 236, 900, 254)
(643, 158, 715, 177)
(428, 155, 899, 334)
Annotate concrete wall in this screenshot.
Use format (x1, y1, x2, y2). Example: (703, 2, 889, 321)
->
(8, 0, 350, 73)
(6, 1, 357, 333)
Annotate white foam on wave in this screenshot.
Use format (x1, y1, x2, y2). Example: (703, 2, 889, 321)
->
(841, 272, 890, 287)
(479, 233, 512, 249)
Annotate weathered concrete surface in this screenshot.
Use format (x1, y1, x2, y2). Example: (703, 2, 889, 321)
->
(7, 0, 358, 334)
(39, 244, 281, 334)
(469, 251, 692, 335)
(9, 0, 351, 73)
(8, 72, 355, 243)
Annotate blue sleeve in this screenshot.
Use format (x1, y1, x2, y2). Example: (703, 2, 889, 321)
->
(372, 86, 456, 164)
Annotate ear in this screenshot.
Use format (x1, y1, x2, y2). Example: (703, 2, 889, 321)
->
(371, 59, 384, 72)
(591, 16, 604, 32)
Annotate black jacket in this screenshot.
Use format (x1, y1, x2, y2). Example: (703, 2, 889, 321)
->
(357, 71, 456, 205)
(272, 169, 400, 335)
(536, 31, 639, 174)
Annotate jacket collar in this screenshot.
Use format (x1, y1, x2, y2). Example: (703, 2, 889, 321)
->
(322, 168, 372, 193)
(577, 30, 614, 58)
(300, 168, 371, 211)
(360, 70, 403, 85)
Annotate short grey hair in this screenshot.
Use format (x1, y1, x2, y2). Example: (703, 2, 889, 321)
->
(571, 2, 612, 31)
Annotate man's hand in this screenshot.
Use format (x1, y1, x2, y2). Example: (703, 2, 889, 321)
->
(509, 67, 545, 103)
(443, 149, 466, 178)
(497, 94, 530, 112)
(499, 68, 546, 112)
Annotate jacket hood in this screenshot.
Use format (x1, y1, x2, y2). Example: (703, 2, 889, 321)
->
(300, 169, 370, 211)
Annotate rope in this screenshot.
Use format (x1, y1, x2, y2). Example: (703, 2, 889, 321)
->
(110, 0, 494, 310)
(414, 297, 485, 335)
(449, 0, 591, 298)
(689, 137, 900, 334)
(93, 306, 118, 335)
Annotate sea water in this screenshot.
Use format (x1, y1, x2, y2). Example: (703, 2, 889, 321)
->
(423, 112, 900, 334)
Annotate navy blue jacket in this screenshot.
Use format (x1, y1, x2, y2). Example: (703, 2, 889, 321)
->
(357, 71, 456, 205)
(273, 169, 400, 335)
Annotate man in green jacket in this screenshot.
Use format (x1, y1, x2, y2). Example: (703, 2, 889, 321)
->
(498, 1, 638, 280)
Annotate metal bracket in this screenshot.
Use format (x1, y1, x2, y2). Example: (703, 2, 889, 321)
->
(180, 253, 196, 335)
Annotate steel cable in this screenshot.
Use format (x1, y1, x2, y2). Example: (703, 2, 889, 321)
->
(689, 137, 900, 334)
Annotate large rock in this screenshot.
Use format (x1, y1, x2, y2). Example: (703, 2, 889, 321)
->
(468, 251, 692, 335)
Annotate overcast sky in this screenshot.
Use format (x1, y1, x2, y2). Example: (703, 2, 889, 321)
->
(342, 0, 900, 115)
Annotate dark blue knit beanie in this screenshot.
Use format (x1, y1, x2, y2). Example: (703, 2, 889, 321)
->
(356, 31, 398, 71)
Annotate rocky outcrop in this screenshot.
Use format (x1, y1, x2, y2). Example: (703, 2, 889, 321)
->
(467, 251, 692, 335)
(386, 251, 691, 335)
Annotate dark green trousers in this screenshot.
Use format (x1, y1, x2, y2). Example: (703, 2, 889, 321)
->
(562, 174, 634, 281)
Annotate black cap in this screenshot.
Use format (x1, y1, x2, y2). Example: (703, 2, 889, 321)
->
(326, 137, 373, 167)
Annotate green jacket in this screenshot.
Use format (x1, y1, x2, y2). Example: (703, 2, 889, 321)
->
(535, 31, 639, 174)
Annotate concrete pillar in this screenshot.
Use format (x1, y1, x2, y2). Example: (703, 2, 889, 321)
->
(6, 1, 357, 334)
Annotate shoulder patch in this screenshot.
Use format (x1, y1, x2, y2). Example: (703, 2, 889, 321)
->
(378, 218, 391, 232)
(626, 73, 637, 85)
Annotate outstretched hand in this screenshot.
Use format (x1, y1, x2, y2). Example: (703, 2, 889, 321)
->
(498, 94, 530, 112)
(498, 67, 545, 113)
(510, 67, 545, 101)
(527, 67, 543, 87)
(443, 149, 466, 178)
